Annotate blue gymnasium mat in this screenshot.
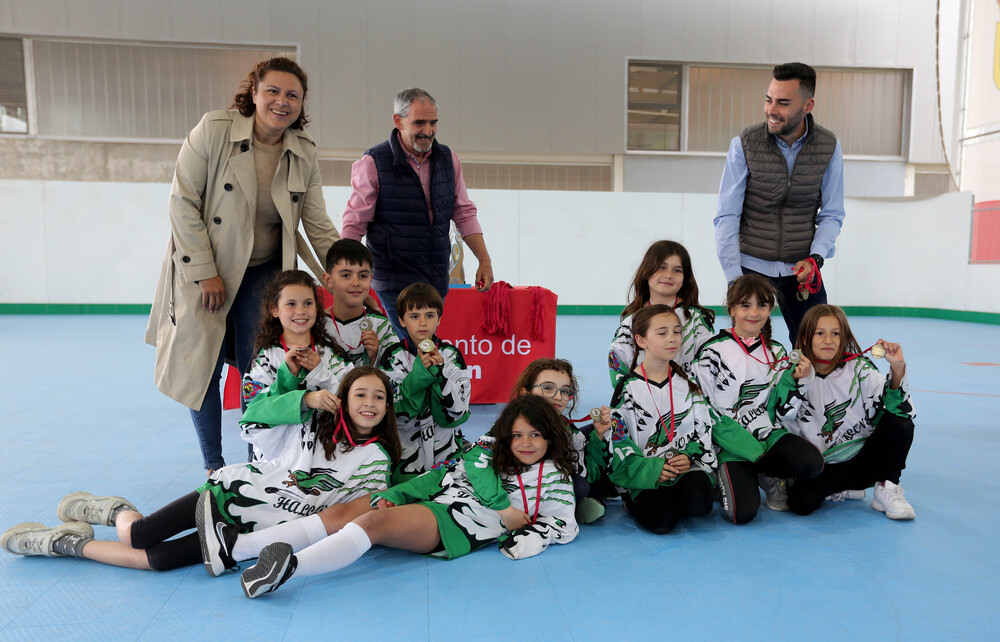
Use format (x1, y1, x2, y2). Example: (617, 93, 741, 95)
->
(0, 314, 998, 640)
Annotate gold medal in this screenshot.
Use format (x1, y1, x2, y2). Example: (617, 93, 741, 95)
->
(590, 408, 602, 422)
(419, 339, 434, 353)
(789, 349, 802, 365)
(358, 318, 372, 332)
(870, 343, 886, 359)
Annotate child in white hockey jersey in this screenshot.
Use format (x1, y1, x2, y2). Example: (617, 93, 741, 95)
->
(508, 359, 612, 524)
(610, 305, 761, 533)
(238, 395, 578, 599)
(609, 240, 715, 386)
(2, 271, 383, 571)
(322, 239, 398, 366)
(196, 365, 403, 575)
(783, 305, 916, 519)
(691, 274, 823, 524)
(378, 283, 471, 483)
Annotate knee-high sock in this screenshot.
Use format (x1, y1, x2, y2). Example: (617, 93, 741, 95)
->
(232, 514, 328, 561)
(294, 521, 372, 578)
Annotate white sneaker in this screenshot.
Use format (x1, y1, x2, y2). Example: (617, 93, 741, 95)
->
(825, 489, 866, 502)
(758, 474, 789, 511)
(872, 481, 915, 520)
(57, 491, 137, 527)
(1, 522, 94, 557)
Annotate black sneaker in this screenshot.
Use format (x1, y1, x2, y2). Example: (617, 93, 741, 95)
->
(241, 542, 297, 598)
(195, 490, 237, 577)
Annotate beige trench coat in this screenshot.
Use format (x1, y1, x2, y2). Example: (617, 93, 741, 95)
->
(145, 110, 339, 410)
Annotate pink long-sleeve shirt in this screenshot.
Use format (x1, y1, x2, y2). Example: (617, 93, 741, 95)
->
(341, 133, 482, 241)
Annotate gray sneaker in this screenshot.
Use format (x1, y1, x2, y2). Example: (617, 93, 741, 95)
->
(758, 474, 789, 511)
(241, 542, 298, 598)
(57, 491, 137, 527)
(1, 521, 94, 557)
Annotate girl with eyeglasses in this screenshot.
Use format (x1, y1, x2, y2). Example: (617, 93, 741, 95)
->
(504, 359, 612, 524)
(608, 305, 761, 534)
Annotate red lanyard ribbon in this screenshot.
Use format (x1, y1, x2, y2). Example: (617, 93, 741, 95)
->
(331, 314, 370, 351)
(728, 330, 797, 372)
(332, 409, 378, 447)
(516, 461, 545, 525)
(813, 344, 877, 366)
(280, 336, 316, 352)
(640, 364, 675, 443)
(797, 257, 822, 298)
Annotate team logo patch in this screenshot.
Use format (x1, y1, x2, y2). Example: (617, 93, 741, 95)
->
(242, 380, 264, 404)
(608, 352, 620, 371)
(611, 415, 627, 443)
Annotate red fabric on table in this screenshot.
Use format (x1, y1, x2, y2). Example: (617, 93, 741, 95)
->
(437, 286, 557, 404)
(225, 286, 557, 409)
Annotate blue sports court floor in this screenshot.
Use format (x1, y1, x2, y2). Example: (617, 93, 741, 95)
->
(1, 313, 998, 640)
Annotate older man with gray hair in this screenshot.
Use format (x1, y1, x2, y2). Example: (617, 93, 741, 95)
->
(342, 88, 493, 336)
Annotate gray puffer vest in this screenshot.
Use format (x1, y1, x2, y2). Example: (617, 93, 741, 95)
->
(739, 114, 837, 262)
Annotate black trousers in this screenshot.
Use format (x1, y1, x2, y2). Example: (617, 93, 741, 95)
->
(788, 413, 915, 516)
(717, 433, 824, 525)
(624, 470, 714, 534)
(129, 491, 201, 571)
(743, 267, 828, 347)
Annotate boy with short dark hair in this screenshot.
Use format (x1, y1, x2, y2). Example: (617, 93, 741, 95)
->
(322, 240, 398, 366)
(378, 283, 471, 483)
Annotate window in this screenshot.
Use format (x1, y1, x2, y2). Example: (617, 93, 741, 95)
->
(628, 62, 909, 158)
(627, 62, 681, 151)
(0, 36, 28, 133)
(29, 39, 293, 140)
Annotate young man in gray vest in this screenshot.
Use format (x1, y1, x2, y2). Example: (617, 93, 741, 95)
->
(341, 88, 494, 339)
(714, 62, 845, 346)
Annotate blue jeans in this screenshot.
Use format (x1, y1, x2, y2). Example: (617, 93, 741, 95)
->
(189, 259, 278, 470)
(743, 267, 828, 348)
(376, 288, 406, 346)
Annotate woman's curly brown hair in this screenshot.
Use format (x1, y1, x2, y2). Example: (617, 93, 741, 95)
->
(489, 395, 578, 477)
(314, 366, 402, 463)
(231, 57, 310, 130)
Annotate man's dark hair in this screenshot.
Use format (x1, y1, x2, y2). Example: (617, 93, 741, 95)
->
(772, 62, 816, 98)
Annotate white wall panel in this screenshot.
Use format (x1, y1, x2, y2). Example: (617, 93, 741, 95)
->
(458, 0, 507, 150)
(504, 0, 551, 151)
(725, 1, 770, 63)
(0, 183, 989, 313)
(221, 0, 272, 44)
(364, 3, 416, 146)
(117, 0, 172, 42)
(548, 0, 598, 152)
(317, 1, 369, 150)
(8, 0, 67, 35)
(67, 0, 121, 37)
(168, 0, 222, 43)
(770, 0, 815, 64)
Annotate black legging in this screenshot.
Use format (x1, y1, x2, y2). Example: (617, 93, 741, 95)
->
(717, 433, 824, 525)
(788, 413, 915, 516)
(128, 491, 201, 571)
(623, 470, 714, 534)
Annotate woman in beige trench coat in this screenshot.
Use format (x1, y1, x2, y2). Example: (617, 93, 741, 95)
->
(145, 57, 339, 472)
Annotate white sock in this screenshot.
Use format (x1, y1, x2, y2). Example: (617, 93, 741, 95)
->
(232, 514, 329, 561)
(294, 521, 372, 578)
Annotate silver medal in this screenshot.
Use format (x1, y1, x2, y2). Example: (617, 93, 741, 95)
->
(796, 289, 809, 301)
(419, 339, 434, 353)
(359, 318, 372, 332)
(788, 349, 802, 365)
(870, 344, 886, 359)
(589, 408, 602, 422)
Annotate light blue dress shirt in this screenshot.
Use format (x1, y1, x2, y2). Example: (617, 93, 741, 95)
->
(714, 122, 845, 283)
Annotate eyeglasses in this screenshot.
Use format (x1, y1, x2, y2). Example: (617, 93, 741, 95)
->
(531, 383, 576, 400)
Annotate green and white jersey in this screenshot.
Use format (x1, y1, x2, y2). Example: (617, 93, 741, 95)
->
(692, 331, 811, 444)
(609, 306, 714, 386)
(378, 338, 471, 480)
(783, 358, 914, 463)
(323, 308, 398, 366)
(608, 370, 716, 493)
(200, 344, 386, 533)
(241, 344, 354, 460)
(374, 453, 578, 560)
